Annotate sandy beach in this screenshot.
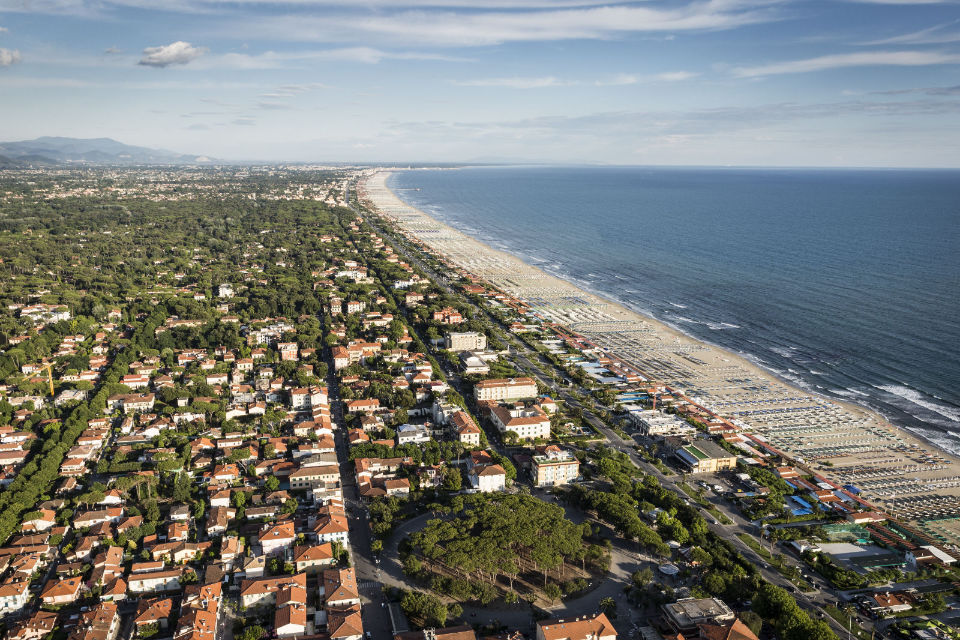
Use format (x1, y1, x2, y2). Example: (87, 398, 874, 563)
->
(359, 170, 960, 546)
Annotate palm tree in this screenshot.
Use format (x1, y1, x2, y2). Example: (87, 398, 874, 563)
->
(599, 596, 617, 617)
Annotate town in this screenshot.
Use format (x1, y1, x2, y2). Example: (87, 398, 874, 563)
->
(0, 165, 956, 640)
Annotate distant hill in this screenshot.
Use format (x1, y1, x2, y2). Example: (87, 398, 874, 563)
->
(0, 154, 24, 168)
(0, 137, 216, 165)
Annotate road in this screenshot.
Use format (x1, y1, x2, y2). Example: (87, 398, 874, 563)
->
(321, 304, 396, 640)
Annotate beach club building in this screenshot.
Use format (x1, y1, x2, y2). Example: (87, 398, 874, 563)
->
(675, 440, 737, 474)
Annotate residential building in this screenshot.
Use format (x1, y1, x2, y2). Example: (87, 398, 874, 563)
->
(698, 619, 760, 640)
(289, 464, 340, 491)
(395, 627, 477, 640)
(536, 613, 617, 640)
(0, 580, 31, 613)
(8, 610, 58, 640)
(40, 576, 83, 604)
(258, 521, 296, 556)
(469, 463, 506, 493)
(327, 604, 363, 640)
(240, 573, 308, 609)
(867, 592, 913, 616)
(433, 307, 463, 325)
(489, 403, 551, 441)
(293, 543, 335, 575)
(459, 353, 490, 375)
(630, 410, 696, 438)
(135, 598, 174, 630)
(69, 602, 119, 640)
(662, 598, 735, 635)
(450, 411, 482, 446)
(532, 446, 580, 487)
(474, 377, 538, 402)
(396, 423, 431, 445)
(445, 331, 487, 352)
(320, 568, 360, 608)
(128, 569, 183, 594)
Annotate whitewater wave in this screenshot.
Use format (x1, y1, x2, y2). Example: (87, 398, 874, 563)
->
(706, 321, 741, 330)
(878, 384, 960, 424)
(770, 346, 797, 358)
(669, 302, 687, 309)
(900, 425, 960, 457)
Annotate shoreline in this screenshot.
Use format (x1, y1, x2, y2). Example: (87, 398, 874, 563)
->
(391, 178, 957, 455)
(360, 169, 960, 540)
(381, 172, 904, 440)
(514, 253, 959, 460)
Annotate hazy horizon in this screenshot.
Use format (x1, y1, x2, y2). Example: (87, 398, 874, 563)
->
(2, 0, 959, 167)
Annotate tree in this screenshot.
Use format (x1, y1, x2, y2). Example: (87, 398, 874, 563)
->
(740, 611, 763, 637)
(599, 596, 617, 617)
(543, 582, 562, 602)
(632, 567, 654, 588)
(237, 626, 265, 640)
(402, 555, 423, 577)
(172, 473, 192, 503)
(400, 590, 447, 628)
(264, 475, 280, 492)
(441, 466, 462, 491)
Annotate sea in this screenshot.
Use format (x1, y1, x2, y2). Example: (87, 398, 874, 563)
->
(388, 166, 960, 456)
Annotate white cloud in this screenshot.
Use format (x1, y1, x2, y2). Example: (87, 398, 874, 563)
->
(733, 50, 960, 77)
(655, 70, 699, 81)
(454, 76, 571, 88)
(138, 41, 207, 68)
(595, 70, 698, 85)
(0, 26, 8, 32)
(191, 47, 465, 70)
(0, 48, 21, 66)
(243, 2, 782, 47)
(256, 101, 295, 109)
(845, 0, 957, 4)
(861, 21, 960, 46)
(104, 46, 122, 54)
(596, 73, 639, 86)
(0, 0, 624, 11)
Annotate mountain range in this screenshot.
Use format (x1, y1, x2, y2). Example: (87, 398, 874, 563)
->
(0, 137, 215, 166)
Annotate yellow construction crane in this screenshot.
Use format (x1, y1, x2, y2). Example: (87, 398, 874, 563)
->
(40, 363, 54, 397)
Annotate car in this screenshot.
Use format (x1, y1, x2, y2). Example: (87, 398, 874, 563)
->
(366, 633, 373, 639)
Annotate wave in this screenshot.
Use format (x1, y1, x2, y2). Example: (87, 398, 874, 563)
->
(900, 425, 960, 457)
(877, 384, 960, 424)
(769, 345, 797, 358)
(669, 302, 687, 309)
(706, 321, 741, 331)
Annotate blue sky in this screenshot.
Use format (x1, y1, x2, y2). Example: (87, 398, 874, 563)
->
(0, 0, 958, 166)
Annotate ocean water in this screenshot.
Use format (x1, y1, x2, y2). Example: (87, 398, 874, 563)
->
(388, 166, 960, 455)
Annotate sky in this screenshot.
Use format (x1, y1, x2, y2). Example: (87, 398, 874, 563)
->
(0, 0, 959, 166)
